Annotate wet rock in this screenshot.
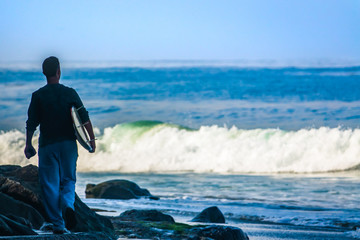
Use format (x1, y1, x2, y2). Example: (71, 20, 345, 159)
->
(191, 206, 225, 223)
(0, 165, 21, 175)
(85, 179, 159, 200)
(0, 215, 13, 236)
(4, 214, 33, 229)
(118, 209, 175, 223)
(0, 232, 115, 239)
(0, 214, 37, 236)
(0, 192, 44, 229)
(72, 194, 114, 234)
(191, 225, 249, 240)
(111, 218, 249, 240)
(0, 176, 46, 220)
(0, 164, 115, 236)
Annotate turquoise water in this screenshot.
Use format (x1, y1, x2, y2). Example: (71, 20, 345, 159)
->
(76, 172, 360, 235)
(1, 66, 360, 130)
(1, 65, 360, 237)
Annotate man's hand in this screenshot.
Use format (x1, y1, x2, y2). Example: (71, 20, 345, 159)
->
(24, 144, 36, 159)
(89, 140, 96, 153)
(84, 120, 96, 153)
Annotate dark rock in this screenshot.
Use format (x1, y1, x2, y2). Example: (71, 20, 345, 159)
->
(191, 225, 249, 240)
(0, 214, 37, 236)
(0, 215, 13, 236)
(191, 206, 225, 223)
(0, 192, 44, 229)
(0, 176, 46, 219)
(85, 179, 159, 200)
(4, 214, 33, 229)
(0, 165, 21, 175)
(0, 164, 115, 236)
(111, 220, 163, 239)
(10, 164, 39, 182)
(0, 232, 115, 239)
(111, 218, 249, 240)
(118, 209, 175, 223)
(72, 195, 114, 234)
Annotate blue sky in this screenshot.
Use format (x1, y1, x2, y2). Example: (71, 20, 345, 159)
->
(0, 0, 359, 63)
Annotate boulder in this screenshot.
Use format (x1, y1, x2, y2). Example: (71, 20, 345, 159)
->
(191, 206, 225, 223)
(110, 217, 249, 240)
(0, 214, 37, 236)
(0, 232, 115, 239)
(73, 195, 114, 234)
(191, 225, 249, 240)
(0, 164, 115, 236)
(85, 179, 159, 200)
(118, 209, 175, 223)
(0, 165, 21, 175)
(0, 192, 44, 229)
(0, 176, 46, 219)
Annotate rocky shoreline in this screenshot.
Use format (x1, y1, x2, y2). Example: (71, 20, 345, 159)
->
(0, 164, 249, 240)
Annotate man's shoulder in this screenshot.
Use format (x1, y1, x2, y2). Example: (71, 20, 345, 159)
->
(59, 84, 77, 93)
(33, 84, 76, 95)
(32, 85, 47, 96)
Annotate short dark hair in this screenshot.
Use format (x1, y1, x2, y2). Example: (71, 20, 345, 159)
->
(42, 56, 60, 78)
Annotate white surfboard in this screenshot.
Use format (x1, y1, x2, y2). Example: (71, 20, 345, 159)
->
(71, 106, 93, 152)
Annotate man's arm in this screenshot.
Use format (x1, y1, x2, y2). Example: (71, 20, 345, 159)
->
(84, 120, 96, 153)
(24, 130, 36, 159)
(24, 93, 39, 159)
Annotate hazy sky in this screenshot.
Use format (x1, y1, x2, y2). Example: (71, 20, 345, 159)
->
(0, 0, 359, 63)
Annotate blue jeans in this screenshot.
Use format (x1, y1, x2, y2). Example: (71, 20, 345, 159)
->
(38, 140, 78, 228)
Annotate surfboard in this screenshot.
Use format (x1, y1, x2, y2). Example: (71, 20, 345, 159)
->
(71, 106, 93, 152)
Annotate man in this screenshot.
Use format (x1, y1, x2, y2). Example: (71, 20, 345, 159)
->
(24, 56, 96, 234)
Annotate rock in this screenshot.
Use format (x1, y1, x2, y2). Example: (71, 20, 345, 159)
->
(8, 164, 39, 182)
(0, 192, 44, 229)
(191, 206, 225, 223)
(111, 220, 163, 239)
(0, 214, 37, 236)
(191, 225, 249, 240)
(0, 232, 115, 239)
(0, 176, 46, 220)
(111, 218, 249, 240)
(118, 209, 175, 223)
(85, 179, 159, 200)
(0, 215, 13, 236)
(73, 195, 114, 234)
(4, 214, 33, 229)
(0, 164, 115, 236)
(0, 165, 21, 175)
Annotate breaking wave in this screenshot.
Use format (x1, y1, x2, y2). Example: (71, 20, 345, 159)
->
(1, 121, 360, 173)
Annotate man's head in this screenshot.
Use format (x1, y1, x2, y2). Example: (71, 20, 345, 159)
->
(42, 56, 60, 80)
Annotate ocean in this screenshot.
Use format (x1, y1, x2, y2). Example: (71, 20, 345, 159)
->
(1, 63, 360, 239)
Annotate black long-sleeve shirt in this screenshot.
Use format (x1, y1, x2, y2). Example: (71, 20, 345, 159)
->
(26, 83, 89, 147)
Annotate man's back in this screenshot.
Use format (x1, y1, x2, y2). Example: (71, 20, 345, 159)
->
(26, 83, 89, 147)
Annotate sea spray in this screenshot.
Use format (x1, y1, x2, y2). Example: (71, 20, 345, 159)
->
(0, 130, 37, 166)
(2, 121, 360, 173)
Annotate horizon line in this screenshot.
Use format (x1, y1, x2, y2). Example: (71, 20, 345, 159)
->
(1, 59, 360, 69)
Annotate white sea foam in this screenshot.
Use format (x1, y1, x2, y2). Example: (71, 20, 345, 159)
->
(0, 130, 37, 166)
(1, 123, 360, 173)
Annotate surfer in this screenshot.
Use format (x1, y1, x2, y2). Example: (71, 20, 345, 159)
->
(24, 56, 96, 234)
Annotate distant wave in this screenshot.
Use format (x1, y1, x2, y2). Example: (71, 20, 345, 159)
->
(1, 60, 360, 70)
(1, 121, 360, 173)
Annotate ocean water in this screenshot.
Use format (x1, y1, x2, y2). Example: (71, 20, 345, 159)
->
(1, 63, 360, 238)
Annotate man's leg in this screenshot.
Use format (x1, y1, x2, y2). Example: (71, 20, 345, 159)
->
(38, 143, 64, 229)
(59, 140, 78, 229)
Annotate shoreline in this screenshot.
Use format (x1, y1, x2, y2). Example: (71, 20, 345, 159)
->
(240, 222, 358, 240)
